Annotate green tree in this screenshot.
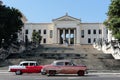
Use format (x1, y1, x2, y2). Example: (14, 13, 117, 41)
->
(104, 0, 120, 40)
(0, 3, 24, 47)
(32, 31, 42, 45)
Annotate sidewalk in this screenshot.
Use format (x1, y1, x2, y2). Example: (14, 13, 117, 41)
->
(1, 69, 120, 74)
(0, 66, 8, 70)
(88, 70, 120, 73)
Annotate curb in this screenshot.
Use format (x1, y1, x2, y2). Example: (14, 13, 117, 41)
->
(88, 70, 120, 73)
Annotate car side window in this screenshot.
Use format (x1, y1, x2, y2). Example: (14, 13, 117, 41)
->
(30, 63, 36, 66)
(22, 63, 28, 66)
(56, 62, 64, 66)
(65, 62, 73, 66)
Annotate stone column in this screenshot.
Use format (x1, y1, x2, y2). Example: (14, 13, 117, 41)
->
(68, 29, 71, 44)
(76, 27, 80, 44)
(53, 27, 57, 44)
(74, 29, 76, 44)
(63, 29, 65, 44)
(57, 29, 60, 44)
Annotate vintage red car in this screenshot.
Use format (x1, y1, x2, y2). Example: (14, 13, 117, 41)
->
(41, 60, 88, 76)
(8, 61, 43, 75)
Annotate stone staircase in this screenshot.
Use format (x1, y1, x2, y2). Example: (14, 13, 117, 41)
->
(1, 44, 120, 70)
(35, 44, 103, 54)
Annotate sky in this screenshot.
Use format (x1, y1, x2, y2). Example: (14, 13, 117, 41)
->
(3, 0, 111, 23)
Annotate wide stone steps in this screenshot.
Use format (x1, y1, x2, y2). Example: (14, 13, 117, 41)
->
(35, 44, 103, 54)
(1, 44, 120, 70)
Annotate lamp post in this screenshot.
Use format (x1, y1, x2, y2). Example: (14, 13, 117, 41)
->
(11, 35, 13, 42)
(25, 35, 28, 50)
(1, 38, 4, 48)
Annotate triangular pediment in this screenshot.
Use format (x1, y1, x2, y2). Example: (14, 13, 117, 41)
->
(52, 14, 81, 22)
(58, 17, 75, 21)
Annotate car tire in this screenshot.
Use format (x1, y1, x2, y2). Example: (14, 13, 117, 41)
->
(48, 70, 56, 76)
(77, 70, 85, 76)
(15, 70, 22, 75)
(41, 72, 46, 75)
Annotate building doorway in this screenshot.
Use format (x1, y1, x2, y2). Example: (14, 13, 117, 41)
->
(58, 28, 76, 45)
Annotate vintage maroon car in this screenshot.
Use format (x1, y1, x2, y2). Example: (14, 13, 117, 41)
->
(41, 60, 88, 76)
(8, 61, 43, 75)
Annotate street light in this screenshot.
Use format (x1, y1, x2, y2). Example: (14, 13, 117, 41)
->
(1, 38, 4, 48)
(11, 35, 13, 38)
(10, 35, 13, 43)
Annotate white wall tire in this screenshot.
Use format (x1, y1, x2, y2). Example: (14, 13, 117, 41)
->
(15, 70, 22, 75)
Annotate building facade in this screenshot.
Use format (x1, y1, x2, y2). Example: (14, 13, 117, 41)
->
(23, 14, 108, 45)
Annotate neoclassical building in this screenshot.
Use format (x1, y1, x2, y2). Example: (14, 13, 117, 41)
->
(22, 14, 108, 45)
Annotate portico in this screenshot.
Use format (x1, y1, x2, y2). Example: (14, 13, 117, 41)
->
(57, 28, 76, 45)
(52, 14, 81, 45)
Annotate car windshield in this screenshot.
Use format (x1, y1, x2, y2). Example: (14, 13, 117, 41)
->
(56, 62, 64, 66)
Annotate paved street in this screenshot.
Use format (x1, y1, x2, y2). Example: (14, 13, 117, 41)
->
(0, 70, 120, 80)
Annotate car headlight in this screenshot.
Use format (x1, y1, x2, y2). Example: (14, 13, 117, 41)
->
(41, 68, 46, 75)
(42, 68, 47, 72)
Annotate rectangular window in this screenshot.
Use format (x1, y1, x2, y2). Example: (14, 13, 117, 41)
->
(50, 30, 53, 38)
(106, 29, 108, 34)
(93, 38, 96, 42)
(88, 38, 91, 43)
(88, 29, 91, 34)
(30, 63, 35, 66)
(25, 29, 28, 34)
(93, 29, 96, 34)
(33, 29, 36, 32)
(43, 38, 46, 43)
(99, 29, 102, 34)
(39, 30, 41, 34)
(44, 30, 46, 34)
(81, 30, 84, 38)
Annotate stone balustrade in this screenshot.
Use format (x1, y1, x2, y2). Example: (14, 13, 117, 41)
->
(93, 40, 120, 59)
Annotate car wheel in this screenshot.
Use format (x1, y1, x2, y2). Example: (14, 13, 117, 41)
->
(77, 70, 85, 76)
(41, 69, 46, 75)
(41, 70, 46, 75)
(15, 70, 22, 75)
(48, 70, 56, 76)
(41, 72, 46, 75)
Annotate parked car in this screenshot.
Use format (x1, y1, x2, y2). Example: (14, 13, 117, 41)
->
(8, 61, 43, 75)
(41, 60, 88, 76)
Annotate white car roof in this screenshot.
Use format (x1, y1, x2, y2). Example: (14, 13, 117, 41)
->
(20, 61, 37, 64)
(53, 60, 71, 63)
